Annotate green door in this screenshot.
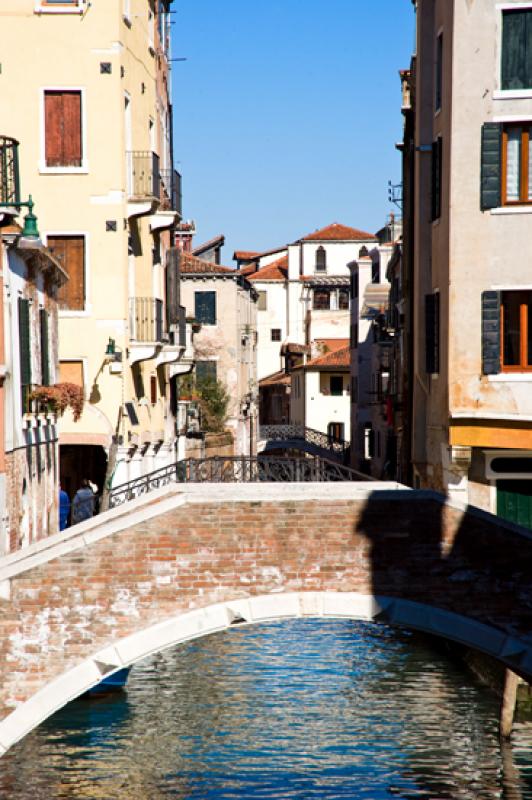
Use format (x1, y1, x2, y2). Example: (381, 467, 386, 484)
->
(497, 480, 532, 530)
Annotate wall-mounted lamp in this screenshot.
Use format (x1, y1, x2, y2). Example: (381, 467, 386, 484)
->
(105, 337, 122, 362)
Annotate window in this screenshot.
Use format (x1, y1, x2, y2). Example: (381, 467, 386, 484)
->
(501, 9, 532, 91)
(40, 309, 50, 386)
(194, 291, 216, 325)
(271, 328, 281, 341)
(44, 91, 82, 167)
(435, 33, 443, 111)
(315, 246, 327, 273)
(18, 299, 31, 413)
(59, 360, 83, 387)
(425, 292, 440, 374)
(150, 375, 157, 405)
(313, 289, 330, 310)
(339, 289, 350, 310)
(47, 235, 85, 311)
(431, 136, 442, 220)
(329, 376, 344, 396)
(38, 0, 83, 10)
(502, 124, 532, 204)
(257, 291, 267, 311)
(327, 422, 345, 442)
(501, 291, 532, 371)
(196, 360, 217, 382)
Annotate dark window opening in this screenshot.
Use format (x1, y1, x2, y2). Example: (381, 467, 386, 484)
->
(194, 291, 216, 325)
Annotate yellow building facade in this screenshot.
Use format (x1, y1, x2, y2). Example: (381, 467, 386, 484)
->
(0, 0, 190, 499)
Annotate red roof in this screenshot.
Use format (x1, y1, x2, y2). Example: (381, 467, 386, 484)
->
(234, 250, 260, 260)
(300, 223, 376, 242)
(247, 255, 288, 282)
(303, 339, 350, 370)
(180, 251, 234, 274)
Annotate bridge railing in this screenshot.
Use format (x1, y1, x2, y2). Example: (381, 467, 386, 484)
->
(108, 455, 370, 509)
(259, 424, 349, 458)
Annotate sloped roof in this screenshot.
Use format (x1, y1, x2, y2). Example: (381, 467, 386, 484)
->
(234, 250, 260, 261)
(247, 255, 288, 282)
(300, 223, 376, 242)
(259, 370, 291, 387)
(192, 235, 225, 257)
(180, 251, 234, 275)
(298, 339, 350, 371)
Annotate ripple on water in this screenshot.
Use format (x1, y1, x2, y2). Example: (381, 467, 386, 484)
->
(0, 619, 531, 799)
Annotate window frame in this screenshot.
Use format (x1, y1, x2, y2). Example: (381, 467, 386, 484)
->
(257, 290, 267, 311)
(315, 246, 327, 273)
(271, 328, 281, 342)
(40, 87, 88, 174)
(329, 375, 344, 397)
(501, 123, 532, 205)
(495, 4, 532, 98)
(500, 289, 532, 372)
(44, 231, 90, 316)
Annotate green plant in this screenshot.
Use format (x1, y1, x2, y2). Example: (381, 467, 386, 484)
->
(29, 382, 85, 421)
(195, 377, 230, 433)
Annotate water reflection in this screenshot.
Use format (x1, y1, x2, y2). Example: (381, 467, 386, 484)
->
(1, 620, 531, 799)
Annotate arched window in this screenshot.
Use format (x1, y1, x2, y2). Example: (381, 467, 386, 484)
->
(315, 246, 327, 272)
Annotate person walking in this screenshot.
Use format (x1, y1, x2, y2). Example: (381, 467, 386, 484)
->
(59, 485, 70, 531)
(71, 479, 95, 525)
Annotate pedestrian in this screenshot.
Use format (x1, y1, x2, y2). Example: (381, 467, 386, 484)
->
(59, 485, 70, 531)
(71, 479, 95, 525)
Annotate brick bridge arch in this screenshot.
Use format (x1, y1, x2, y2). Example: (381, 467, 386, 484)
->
(0, 483, 531, 755)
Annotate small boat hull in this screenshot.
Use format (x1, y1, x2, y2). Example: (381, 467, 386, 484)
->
(86, 667, 131, 696)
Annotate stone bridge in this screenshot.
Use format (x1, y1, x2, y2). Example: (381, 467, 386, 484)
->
(0, 481, 531, 755)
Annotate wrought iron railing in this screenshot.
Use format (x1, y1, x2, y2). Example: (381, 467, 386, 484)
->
(0, 136, 20, 205)
(127, 151, 160, 199)
(160, 168, 182, 216)
(129, 297, 164, 342)
(108, 455, 369, 508)
(259, 424, 349, 458)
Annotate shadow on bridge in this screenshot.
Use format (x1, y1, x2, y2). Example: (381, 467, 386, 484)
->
(360, 488, 532, 734)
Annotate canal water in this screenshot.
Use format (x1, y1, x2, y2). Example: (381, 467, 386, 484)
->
(1, 619, 531, 799)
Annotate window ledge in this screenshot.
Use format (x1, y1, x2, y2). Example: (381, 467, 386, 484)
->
(493, 89, 532, 100)
(487, 373, 532, 382)
(490, 206, 532, 215)
(39, 165, 89, 175)
(35, 2, 84, 13)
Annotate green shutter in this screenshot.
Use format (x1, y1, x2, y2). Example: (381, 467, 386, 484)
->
(501, 10, 532, 91)
(18, 298, 31, 412)
(165, 248, 180, 327)
(480, 124, 502, 210)
(497, 480, 532, 530)
(40, 309, 50, 386)
(481, 291, 501, 375)
(196, 360, 217, 382)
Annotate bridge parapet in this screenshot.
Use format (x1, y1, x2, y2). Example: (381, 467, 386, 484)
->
(0, 483, 531, 755)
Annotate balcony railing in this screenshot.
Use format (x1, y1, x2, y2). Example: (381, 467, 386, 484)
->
(0, 136, 20, 205)
(126, 151, 160, 200)
(129, 297, 164, 342)
(160, 168, 182, 216)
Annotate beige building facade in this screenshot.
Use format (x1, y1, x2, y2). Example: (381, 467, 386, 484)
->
(0, 0, 188, 500)
(409, 0, 532, 525)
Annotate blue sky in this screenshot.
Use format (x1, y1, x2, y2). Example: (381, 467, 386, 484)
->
(171, 1, 415, 261)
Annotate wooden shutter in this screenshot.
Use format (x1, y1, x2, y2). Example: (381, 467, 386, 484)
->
(165, 248, 180, 327)
(481, 290, 501, 374)
(44, 91, 82, 167)
(18, 298, 31, 411)
(480, 124, 502, 210)
(48, 235, 85, 310)
(425, 293, 440, 374)
(40, 309, 50, 386)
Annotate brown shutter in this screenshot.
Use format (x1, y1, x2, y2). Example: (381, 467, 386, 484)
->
(62, 92, 82, 166)
(44, 92, 63, 167)
(48, 235, 85, 310)
(44, 91, 82, 167)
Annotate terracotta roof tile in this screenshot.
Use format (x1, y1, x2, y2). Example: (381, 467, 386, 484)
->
(300, 223, 376, 242)
(305, 345, 350, 369)
(234, 250, 260, 260)
(247, 255, 288, 282)
(259, 370, 291, 387)
(180, 251, 234, 275)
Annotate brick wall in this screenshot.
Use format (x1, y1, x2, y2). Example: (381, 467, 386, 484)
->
(0, 490, 531, 725)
